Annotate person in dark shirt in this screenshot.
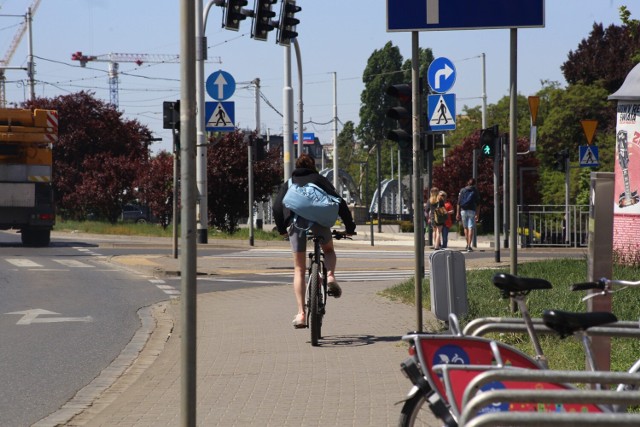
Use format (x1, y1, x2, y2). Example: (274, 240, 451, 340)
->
(456, 178, 480, 252)
(273, 154, 356, 328)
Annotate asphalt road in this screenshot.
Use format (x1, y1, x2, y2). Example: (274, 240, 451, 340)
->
(0, 231, 167, 426)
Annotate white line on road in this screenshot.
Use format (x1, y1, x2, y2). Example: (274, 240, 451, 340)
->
(6, 258, 42, 268)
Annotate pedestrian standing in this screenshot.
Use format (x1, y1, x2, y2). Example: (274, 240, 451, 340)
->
(456, 178, 480, 252)
(439, 191, 454, 249)
(428, 188, 445, 250)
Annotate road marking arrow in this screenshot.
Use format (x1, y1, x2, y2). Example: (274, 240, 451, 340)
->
(6, 309, 93, 325)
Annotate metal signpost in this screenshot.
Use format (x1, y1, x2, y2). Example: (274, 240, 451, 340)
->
(386, 0, 545, 328)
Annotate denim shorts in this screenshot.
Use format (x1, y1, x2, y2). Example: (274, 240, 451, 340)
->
(460, 210, 476, 229)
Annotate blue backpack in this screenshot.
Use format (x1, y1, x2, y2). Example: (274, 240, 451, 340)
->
(283, 178, 340, 228)
(459, 187, 476, 210)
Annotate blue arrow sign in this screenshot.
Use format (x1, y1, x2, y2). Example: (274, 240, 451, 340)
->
(427, 57, 456, 93)
(206, 70, 236, 101)
(427, 93, 456, 132)
(205, 101, 235, 132)
(387, 0, 544, 32)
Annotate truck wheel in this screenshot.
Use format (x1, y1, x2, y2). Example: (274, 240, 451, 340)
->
(21, 229, 51, 247)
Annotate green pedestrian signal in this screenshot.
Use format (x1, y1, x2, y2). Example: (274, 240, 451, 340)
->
(480, 125, 498, 159)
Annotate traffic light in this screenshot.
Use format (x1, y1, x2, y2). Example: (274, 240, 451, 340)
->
(480, 125, 498, 158)
(554, 149, 569, 172)
(276, 0, 301, 46)
(385, 83, 412, 151)
(252, 0, 277, 41)
(162, 100, 180, 131)
(223, 0, 248, 31)
(255, 136, 266, 160)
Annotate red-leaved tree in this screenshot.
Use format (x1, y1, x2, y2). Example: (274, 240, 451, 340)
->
(207, 131, 282, 233)
(135, 151, 174, 228)
(26, 91, 152, 222)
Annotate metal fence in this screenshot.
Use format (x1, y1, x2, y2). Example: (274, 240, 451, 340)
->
(517, 204, 590, 248)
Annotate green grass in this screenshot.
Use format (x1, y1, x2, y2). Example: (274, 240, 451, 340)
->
(54, 220, 283, 240)
(380, 259, 640, 373)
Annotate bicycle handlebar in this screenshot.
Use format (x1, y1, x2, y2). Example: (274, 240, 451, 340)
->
(571, 277, 640, 302)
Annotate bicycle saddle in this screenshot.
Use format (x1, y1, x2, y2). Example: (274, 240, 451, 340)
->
(492, 273, 552, 297)
(542, 309, 618, 338)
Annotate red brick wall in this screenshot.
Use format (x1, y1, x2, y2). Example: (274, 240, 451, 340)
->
(613, 214, 640, 260)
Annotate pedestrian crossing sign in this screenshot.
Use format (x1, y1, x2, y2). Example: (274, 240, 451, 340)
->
(427, 93, 456, 132)
(579, 145, 599, 167)
(205, 101, 235, 132)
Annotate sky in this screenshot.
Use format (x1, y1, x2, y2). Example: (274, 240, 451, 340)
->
(0, 0, 635, 154)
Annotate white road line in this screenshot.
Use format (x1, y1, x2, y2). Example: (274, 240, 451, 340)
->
(6, 259, 43, 268)
(53, 259, 94, 268)
(149, 279, 165, 284)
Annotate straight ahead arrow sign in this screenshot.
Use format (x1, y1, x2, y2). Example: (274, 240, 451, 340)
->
(6, 309, 93, 325)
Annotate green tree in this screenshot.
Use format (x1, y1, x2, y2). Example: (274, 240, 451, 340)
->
(27, 91, 152, 222)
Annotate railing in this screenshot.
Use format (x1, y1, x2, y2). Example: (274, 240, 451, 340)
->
(517, 204, 589, 248)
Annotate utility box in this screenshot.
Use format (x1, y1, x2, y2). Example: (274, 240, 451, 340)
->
(429, 250, 468, 321)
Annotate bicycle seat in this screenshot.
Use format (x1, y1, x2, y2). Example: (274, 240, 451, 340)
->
(492, 273, 552, 297)
(542, 309, 618, 338)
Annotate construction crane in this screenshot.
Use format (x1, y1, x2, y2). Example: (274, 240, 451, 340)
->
(71, 51, 221, 108)
(0, 0, 43, 107)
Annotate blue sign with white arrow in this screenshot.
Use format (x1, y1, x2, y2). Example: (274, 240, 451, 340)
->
(427, 57, 456, 93)
(206, 70, 236, 101)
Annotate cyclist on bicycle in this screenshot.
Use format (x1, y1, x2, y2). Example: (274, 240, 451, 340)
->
(273, 154, 356, 328)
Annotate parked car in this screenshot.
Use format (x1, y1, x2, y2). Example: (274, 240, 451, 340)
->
(121, 204, 151, 223)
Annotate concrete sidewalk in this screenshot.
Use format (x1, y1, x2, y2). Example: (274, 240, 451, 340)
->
(41, 230, 547, 426)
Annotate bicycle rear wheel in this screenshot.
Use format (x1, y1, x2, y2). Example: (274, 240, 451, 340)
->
(398, 393, 442, 427)
(309, 262, 321, 346)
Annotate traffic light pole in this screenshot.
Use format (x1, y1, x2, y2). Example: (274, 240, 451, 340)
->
(411, 31, 424, 333)
(195, 0, 213, 245)
(283, 44, 294, 179)
(179, 0, 197, 424)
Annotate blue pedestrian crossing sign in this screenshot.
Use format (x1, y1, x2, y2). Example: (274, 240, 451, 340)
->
(427, 94, 456, 132)
(205, 101, 235, 132)
(206, 70, 236, 101)
(579, 145, 599, 167)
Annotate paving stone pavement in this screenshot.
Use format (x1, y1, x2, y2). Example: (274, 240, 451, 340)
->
(64, 278, 437, 426)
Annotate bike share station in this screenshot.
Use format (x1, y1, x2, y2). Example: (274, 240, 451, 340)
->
(456, 56, 640, 427)
(388, 2, 640, 424)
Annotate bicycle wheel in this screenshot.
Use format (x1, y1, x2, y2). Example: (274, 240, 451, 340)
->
(309, 262, 321, 346)
(398, 393, 442, 427)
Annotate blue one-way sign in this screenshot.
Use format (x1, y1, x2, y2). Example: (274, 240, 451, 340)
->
(387, 0, 544, 32)
(206, 70, 236, 101)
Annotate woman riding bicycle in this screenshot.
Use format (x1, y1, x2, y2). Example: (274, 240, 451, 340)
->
(273, 154, 356, 329)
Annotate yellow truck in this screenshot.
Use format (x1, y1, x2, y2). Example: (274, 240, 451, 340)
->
(0, 108, 57, 246)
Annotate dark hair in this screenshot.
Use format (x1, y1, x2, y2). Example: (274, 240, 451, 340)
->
(467, 178, 476, 186)
(296, 153, 317, 171)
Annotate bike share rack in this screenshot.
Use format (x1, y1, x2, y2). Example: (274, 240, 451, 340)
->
(463, 317, 640, 339)
(458, 368, 640, 426)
